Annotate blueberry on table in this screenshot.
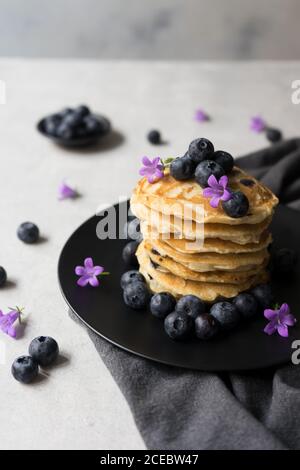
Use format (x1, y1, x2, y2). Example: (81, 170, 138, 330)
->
(122, 241, 139, 267)
(233, 293, 258, 319)
(222, 191, 249, 218)
(29, 336, 59, 367)
(195, 160, 225, 188)
(0, 266, 7, 287)
(213, 150, 234, 174)
(150, 292, 176, 319)
(175, 295, 206, 319)
(251, 284, 274, 309)
(17, 222, 40, 244)
(164, 311, 193, 340)
(210, 301, 240, 330)
(11, 356, 39, 384)
(123, 282, 150, 310)
(120, 270, 145, 289)
(127, 218, 142, 242)
(170, 154, 196, 180)
(188, 138, 214, 164)
(195, 313, 220, 340)
(147, 130, 161, 145)
(271, 248, 297, 276)
(266, 128, 282, 143)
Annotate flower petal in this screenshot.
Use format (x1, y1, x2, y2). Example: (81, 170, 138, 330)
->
(264, 309, 278, 320)
(0, 310, 3, 318)
(219, 175, 228, 189)
(210, 196, 220, 208)
(7, 325, 16, 338)
(277, 324, 289, 337)
(152, 157, 161, 167)
(207, 174, 218, 189)
(142, 156, 152, 167)
(93, 266, 104, 276)
(221, 189, 232, 202)
(84, 258, 94, 269)
(77, 275, 90, 287)
(75, 266, 85, 275)
(283, 314, 296, 327)
(203, 188, 215, 198)
(278, 303, 289, 318)
(264, 321, 277, 335)
(89, 276, 99, 287)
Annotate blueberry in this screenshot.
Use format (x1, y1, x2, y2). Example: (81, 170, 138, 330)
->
(122, 241, 139, 267)
(44, 115, 60, 136)
(210, 301, 240, 330)
(271, 248, 297, 276)
(150, 292, 176, 319)
(195, 160, 225, 188)
(233, 293, 258, 319)
(120, 270, 145, 289)
(56, 122, 74, 139)
(213, 150, 234, 174)
(266, 128, 282, 143)
(251, 284, 274, 309)
(222, 191, 249, 218)
(170, 154, 196, 181)
(123, 282, 150, 310)
(17, 222, 40, 244)
(84, 116, 101, 135)
(29, 336, 59, 367)
(164, 311, 193, 340)
(0, 266, 7, 287)
(195, 313, 220, 340)
(59, 107, 72, 118)
(147, 129, 161, 145)
(188, 138, 214, 164)
(63, 112, 82, 128)
(11, 356, 39, 384)
(75, 105, 90, 118)
(127, 218, 142, 242)
(175, 295, 206, 319)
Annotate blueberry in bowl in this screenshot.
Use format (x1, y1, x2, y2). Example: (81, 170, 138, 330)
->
(37, 105, 111, 147)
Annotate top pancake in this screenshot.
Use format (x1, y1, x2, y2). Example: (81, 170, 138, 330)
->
(133, 166, 278, 225)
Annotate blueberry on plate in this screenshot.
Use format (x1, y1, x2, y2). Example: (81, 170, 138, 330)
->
(195, 313, 220, 340)
(213, 150, 234, 174)
(222, 191, 249, 218)
(17, 222, 40, 244)
(266, 128, 282, 143)
(120, 270, 145, 289)
(195, 160, 225, 188)
(188, 138, 214, 164)
(56, 122, 74, 140)
(29, 336, 59, 367)
(59, 107, 72, 118)
(84, 115, 101, 135)
(175, 295, 206, 319)
(164, 311, 193, 340)
(251, 284, 274, 309)
(271, 248, 297, 276)
(147, 129, 161, 145)
(122, 241, 139, 267)
(74, 105, 90, 118)
(210, 301, 240, 330)
(0, 266, 7, 287)
(170, 154, 196, 180)
(232, 293, 258, 319)
(44, 115, 60, 136)
(63, 112, 82, 129)
(11, 356, 39, 384)
(123, 281, 150, 310)
(127, 218, 142, 242)
(150, 292, 176, 319)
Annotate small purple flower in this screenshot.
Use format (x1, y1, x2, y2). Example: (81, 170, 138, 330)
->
(194, 109, 209, 122)
(0, 308, 22, 338)
(58, 181, 77, 200)
(264, 303, 296, 337)
(250, 116, 266, 133)
(75, 257, 109, 287)
(202, 175, 232, 208)
(139, 156, 164, 183)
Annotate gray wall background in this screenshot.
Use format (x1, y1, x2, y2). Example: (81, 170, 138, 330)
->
(0, 0, 299, 59)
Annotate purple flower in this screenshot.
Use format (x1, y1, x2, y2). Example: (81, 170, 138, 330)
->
(194, 109, 209, 122)
(250, 116, 266, 133)
(264, 303, 296, 337)
(58, 181, 77, 200)
(75, 257, 109, 287)
(202, 175, 232, 208)
(139, 156, 164, 183)
(0, 308, 21, 338)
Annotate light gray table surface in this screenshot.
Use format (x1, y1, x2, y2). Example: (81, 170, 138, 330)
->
(0, 59, 299, 450)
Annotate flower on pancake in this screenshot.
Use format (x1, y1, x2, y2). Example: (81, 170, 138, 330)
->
(75, 257, 109, 287)
(263, 303, 296, 337)
(194, 108, 209, 122)
(202, 175, 232, 208)
(250, 115, 266, 133)
(139, 156, 164, 183)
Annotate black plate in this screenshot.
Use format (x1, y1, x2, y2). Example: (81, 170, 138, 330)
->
(58, 202, 300, 371)
(37, 115, 111, 147)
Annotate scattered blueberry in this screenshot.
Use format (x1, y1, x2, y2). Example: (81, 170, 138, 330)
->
(175, 295, 206, 319)
(222, 191, 249, 218)
(150, 292, 176, 319)
(17, 222, 40, 244)
(123, 282, 150, 310)
(213, 150, 234, 174)
(233, 293, 258, 319)
(266, 128, 282, 143)
(195, 313, 220, 340)
(170, 154, 196, 180)
(188, 138, 214, 164)
(210, 301, 240, 330)
(29, 336, 59, 367)
(0, 266, 7, 287)
(195, 160, 225, 188)
(251, 284, 274, 309)
(164, 311, 193, 340)
(127, 218, 142, 242)
(122, 241, 139, 267)
(11, 356, 39, 384)
(120, 270, 145, 289)
(147, 130, 161, 145)
(271, 248, 297, 276)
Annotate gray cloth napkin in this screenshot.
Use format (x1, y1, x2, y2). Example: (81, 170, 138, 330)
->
(70, 139, 300, 450)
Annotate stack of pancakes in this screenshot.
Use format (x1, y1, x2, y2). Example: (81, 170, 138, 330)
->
(131, 166, 278, 302)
